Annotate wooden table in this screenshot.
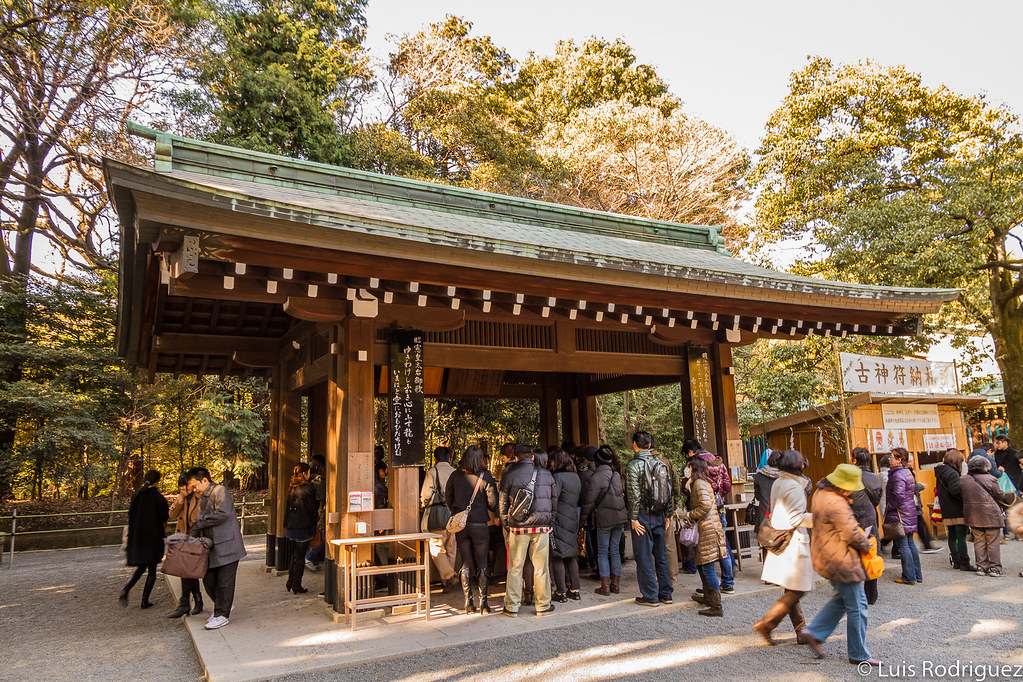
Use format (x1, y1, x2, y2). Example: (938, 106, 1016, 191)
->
(330, 532, 439, 631)
(723, 503, 756, 571)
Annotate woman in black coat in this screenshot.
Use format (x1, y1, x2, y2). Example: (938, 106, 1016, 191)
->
(549, 448, 582, 602)
(120, 470, 169, 608)
(284, 463, 319, 594)
(580, 445, 628, 596)
(935, 449, 973, 571)
(446, 446, 499, 614)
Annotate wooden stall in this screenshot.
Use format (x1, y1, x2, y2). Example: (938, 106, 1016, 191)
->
(105, 123, 957, 615)
(749, 392, 987, 535)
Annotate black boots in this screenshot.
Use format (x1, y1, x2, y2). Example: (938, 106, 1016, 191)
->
(191, 591, 204, 615)
(140, 571, 157, 608)
(460, 568, 476, 614)
(478, 570, 491, 614)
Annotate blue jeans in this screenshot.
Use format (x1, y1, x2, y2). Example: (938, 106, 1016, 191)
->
(697, 560, 720, 591)
(895, 532, 923, 583)
(305, 542, 325, 564)
(631, 510, 673, 601)
(718, 511, 734, 588)
(804, 580, 871, 662)
(595, 525, 624, 578)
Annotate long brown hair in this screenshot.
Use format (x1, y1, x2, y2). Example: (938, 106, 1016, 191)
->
(289, 462, 310, 490)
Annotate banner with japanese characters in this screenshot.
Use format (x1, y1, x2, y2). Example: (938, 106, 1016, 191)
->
(881, 403, 941, 429)
(922, 433, 958, 451)
(840, 353, 957, 394)
(389, 329, 425, 467)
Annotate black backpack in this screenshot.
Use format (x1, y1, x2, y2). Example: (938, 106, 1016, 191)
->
(644, 458, 673, 514)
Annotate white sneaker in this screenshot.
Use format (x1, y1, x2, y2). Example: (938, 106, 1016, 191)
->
(204, 615, 229, 630)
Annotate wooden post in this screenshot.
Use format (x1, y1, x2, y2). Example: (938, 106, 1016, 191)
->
(308, 381, 328, 457)
(577, 391, 599, 446)
(267, 366, 281, 541)
(539, 374, 560, 448)
(710, 343, 743, 471)
(275, 366, 302, 536)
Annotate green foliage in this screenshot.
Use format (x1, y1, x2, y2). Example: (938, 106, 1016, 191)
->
(197, 379, 269, 484)
(0, 274, 132, 498)
(509, 37, 678, 139)
(598, 386, 684, 459)
(175, 0, 373, 164)
(424, 398, 539, 460)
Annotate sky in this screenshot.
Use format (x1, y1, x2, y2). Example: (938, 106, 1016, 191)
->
(363, 0, 1016, 376)
(362, 0, 1023, 152)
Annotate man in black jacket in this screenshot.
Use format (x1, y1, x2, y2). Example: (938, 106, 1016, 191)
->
(849, 447, 883, 604)
(500, 445, 559, 616)
(994, 436, 1022, 491)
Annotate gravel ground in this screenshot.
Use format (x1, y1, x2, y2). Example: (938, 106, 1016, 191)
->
(0, 544, 204, 682)
(4, 539, 1023, 682)
(272, 542, 1023, 682)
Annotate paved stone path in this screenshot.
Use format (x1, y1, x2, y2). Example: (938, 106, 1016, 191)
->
(3, 539, 1022, 681)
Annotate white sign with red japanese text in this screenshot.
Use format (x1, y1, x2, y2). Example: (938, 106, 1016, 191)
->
(881, 403, 941, 429)
(870, 429, 909, 453)
(840, 353, 957, 394)
(922, 433, 958, 451)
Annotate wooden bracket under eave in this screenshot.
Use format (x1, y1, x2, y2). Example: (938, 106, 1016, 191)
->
(283, 297, 347, 322)
(233, 350, 278, 368)
(378, 304, 465, 331)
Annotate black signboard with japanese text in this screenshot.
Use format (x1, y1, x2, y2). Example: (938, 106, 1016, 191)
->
(687, 346, 718, 452)
(389, 329, 425, 467)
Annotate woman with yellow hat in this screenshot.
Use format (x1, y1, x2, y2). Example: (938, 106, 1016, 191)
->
(799, 463, 882, 668)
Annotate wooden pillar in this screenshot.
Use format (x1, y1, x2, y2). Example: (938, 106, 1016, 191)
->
(561, 395, 580, 445)
(274, 362, 302, 536)
(576, 386, 599, 446)
(266, 366, 281, 545)
(308, 381, 327, 457)
(711, 343, 743, 471)
(539, 374, 560, 448)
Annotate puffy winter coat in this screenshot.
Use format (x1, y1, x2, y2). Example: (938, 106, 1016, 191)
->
(126, 485, 169, 567)
(683, 478, 727, 566)
(580, 463, 628, 529)
(499, 459, 558, 528)
(810, 481, 870, 583)
(934, 463, 965, 524)
(551, 470, 581, 558)
(445, 470, 498, 524)
(849, 469, 882, 538)
(961, 472, 1014, 529)
(883, 465, 918, 533)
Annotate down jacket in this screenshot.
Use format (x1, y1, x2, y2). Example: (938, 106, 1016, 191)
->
(849, 469, 883, 538)
(810, 481, 870, 583)
(961, 471, 1015, 529)
(934, 463, 965, 525)
(580, 463, 628, 529)
(883, 465, 918, 533)
(683, 478, 727, 566)
(551, 470, 581, 558)
(499, 459, 558, 528)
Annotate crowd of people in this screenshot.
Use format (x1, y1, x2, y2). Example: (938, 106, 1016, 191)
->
(117, 429, 1022, 652)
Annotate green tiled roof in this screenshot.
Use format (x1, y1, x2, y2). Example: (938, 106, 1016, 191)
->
(121, 123, 959, 307)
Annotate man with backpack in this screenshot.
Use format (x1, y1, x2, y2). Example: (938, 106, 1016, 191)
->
(500, 445, 559, 616)
(626, 431, 673, 607)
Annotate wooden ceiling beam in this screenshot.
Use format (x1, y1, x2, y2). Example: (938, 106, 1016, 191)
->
(154, 332, 278, 355)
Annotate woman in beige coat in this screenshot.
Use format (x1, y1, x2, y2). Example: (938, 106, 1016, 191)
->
(166, 474, 203, 618)
(754, 450, 814, 644)
(684, 457, 728, 617)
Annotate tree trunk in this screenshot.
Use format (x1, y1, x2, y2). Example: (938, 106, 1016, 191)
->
(987, 264, 1023, 444)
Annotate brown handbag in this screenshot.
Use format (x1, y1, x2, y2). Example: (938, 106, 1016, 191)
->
(162, 534, 211, 579)
(308, 527, 323, 549)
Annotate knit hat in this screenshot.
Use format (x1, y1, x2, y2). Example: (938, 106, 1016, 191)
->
(581, 445, 598, 462)
(826, 463, 864, 491)
(967, 454, 991, 473)
(595, 445, 614, 465)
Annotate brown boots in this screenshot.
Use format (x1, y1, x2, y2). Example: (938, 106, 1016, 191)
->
(753, 593, 804, 644)
(595, 577, 611, 596)
(697, 589, 722, 617)
(610, 575, 620, 594)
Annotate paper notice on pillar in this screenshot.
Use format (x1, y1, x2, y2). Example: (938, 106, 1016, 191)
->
(881, 403, 941, 429)
(870, 429, 908, 453)
(389, 329, 425, 467)
(923, 433, 958, 451)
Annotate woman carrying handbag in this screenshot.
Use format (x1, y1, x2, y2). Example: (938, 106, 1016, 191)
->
(753, 450, 814, 644)
(445, 446, 498, 614)
(884, 448, 921, 585)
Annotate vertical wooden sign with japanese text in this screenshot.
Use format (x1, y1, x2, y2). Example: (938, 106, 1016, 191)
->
(389, 329, 425, 467)
(687, 346, 718, 452)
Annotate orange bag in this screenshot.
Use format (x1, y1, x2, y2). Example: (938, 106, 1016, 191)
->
(860, 535, 884, 581)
